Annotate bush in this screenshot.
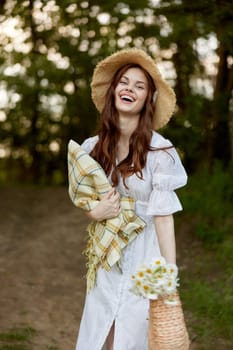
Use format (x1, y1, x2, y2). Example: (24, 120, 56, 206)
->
(178, 162, 233, 243)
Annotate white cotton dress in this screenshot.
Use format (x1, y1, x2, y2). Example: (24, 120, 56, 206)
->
(75, 131, 187, 350)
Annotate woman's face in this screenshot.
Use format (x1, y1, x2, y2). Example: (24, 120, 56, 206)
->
(114, 67, 149, 116)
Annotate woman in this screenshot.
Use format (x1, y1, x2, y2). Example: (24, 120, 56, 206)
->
(71, 48, 187, 350)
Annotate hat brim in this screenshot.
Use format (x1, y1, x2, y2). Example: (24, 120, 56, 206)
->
(91, 48, 176, 130)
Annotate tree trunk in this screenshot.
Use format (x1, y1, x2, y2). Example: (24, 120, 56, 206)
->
(28, 0, 41, 183)
(212, 40, 232, 166)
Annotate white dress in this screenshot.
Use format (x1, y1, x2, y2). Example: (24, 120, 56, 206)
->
(75, 131, 187, 350)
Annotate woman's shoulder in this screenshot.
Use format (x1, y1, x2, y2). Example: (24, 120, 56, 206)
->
(150, 130, 173, 148)
(148, 131, 181, 167)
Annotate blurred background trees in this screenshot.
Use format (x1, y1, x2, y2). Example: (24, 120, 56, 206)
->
(0, 0, 232, 185)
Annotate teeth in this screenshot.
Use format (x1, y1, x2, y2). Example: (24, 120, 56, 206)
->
(121, 95, 134, 102)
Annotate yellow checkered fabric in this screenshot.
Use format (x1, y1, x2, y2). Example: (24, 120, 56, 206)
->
(68, 139, 146, 292)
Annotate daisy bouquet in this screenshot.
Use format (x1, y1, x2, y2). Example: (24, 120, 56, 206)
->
(131, 256, 179, 304)
(131, 257, 190, 349)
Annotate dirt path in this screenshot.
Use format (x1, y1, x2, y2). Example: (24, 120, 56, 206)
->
(0, 187, 88, 349)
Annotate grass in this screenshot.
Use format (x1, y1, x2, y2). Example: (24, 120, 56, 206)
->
(176, 165, 233, 349)
(0, 327, 59, 350)
(178, 162, 233, 243)
(0, 327, 35, 350)
(181, 240, 233, 347)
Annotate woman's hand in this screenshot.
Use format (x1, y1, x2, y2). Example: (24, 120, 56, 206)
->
(86, 188, 121, 221)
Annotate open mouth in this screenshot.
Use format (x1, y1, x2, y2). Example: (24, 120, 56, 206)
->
(120, 94, 135, 102)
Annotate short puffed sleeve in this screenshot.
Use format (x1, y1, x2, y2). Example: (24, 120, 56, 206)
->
(81, 135, 98, 154)
(146, 141, 188, 216)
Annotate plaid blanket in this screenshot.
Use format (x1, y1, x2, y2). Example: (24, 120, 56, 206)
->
(68, 140, 146, 292)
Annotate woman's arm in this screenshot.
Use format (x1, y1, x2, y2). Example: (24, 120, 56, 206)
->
(86, 188, 121, 221)
(153, 215, 176, 264)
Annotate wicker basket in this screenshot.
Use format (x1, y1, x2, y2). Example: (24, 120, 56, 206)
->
(148, 293, 190, 350)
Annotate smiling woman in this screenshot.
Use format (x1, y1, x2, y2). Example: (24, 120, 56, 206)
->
(115, 66, 150, 116)
(68, 48, 188, 350)
(91, 62, 157, 186)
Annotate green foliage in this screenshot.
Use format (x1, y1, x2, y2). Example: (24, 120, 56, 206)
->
(195, 223, 226, 244)
(176, 163, 233, 347)
(180, 238, 233, 347)
(0, 327, 35, 342)
(0, 0, 232, 184)
(0, 327, 35, 350)
(178, 162, 233, 243)
(0, 327, 60, 350)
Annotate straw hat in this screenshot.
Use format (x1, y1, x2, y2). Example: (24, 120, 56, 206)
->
(91, 48, 176, 130)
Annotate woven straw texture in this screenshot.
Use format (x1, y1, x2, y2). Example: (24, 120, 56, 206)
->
(91, 48, 176, 130)
(148, 293, 190, 350)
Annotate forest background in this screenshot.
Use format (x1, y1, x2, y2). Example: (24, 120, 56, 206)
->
(0, 0, 232, 349)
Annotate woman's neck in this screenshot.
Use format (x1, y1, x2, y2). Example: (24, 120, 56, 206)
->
(117, 114, 139, 162)
(118, 113, 139, 143)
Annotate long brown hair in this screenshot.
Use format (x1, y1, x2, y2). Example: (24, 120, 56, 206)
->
(91, 63, 170, 187)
